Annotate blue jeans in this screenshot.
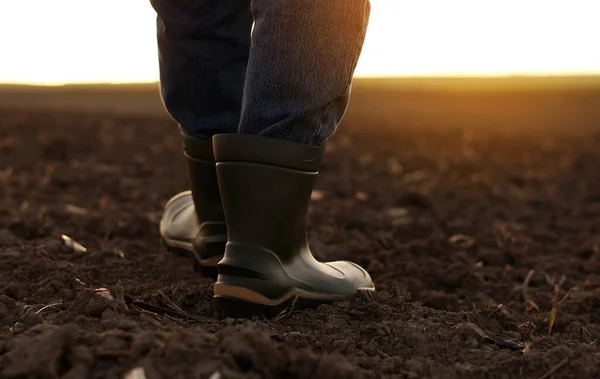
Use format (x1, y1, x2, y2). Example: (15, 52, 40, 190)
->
(150, 0, 370, 146)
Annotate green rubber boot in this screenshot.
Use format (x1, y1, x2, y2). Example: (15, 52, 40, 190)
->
(212, 134, 374, 319)
(160, 133, 226, 279)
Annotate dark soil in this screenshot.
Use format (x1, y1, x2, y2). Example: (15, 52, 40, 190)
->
(1, 103, 599, 379)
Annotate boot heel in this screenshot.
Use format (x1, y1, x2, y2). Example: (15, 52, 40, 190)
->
(162, 238, 219, 280)
(162, 238, 187, 257)
(212, 295, 336, 319)
(212, 281, 341, 319)
(195, 262, 218, 280)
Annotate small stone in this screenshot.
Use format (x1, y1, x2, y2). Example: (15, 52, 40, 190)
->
(114, 249, 125, 259)
(449, 234, 476, 249)
(355, 191, 369, 201)
(387, 207, 410, 218)
(311, 190, 325, 201)
(60, 234, 87, 254)
(95, 288, 115, 301)
(124, 367, 147, 379)
(64, 204, 89, 216)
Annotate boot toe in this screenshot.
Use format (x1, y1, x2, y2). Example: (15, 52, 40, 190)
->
(164, 190, 192, 210)
(160, 191, 199, 241)
(326, 261, 375, 291)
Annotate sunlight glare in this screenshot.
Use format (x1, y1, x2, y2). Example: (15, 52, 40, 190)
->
(0, 0, 599, 84)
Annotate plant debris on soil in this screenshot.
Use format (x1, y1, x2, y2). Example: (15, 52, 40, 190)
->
(0, 104, 599, 379)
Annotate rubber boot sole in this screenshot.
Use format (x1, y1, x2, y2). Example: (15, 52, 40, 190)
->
(212, 282, 375, 319)
(161, 238, 221, 279)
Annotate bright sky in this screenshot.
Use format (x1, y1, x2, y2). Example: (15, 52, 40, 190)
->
(1, 0, 599, 85)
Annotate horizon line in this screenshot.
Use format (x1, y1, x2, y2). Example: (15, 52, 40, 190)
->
(3, 73, 600, 87)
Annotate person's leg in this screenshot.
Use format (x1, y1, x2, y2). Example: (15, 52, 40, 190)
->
(239, 0, 371, 145)
(150, 0, 253, 138)
(212, 0, 373, 318)
(152, 0, 252, 278)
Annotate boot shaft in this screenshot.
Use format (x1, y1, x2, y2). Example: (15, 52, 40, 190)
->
(182, 133, 224, 225)
(216, 161, 315, 259)
(213, 134, 324, 261)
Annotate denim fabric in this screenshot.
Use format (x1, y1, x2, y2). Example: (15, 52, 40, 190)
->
(151, 0, 370, 146)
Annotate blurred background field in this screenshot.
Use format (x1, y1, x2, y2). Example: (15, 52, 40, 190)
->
(2, 76, 600, 131)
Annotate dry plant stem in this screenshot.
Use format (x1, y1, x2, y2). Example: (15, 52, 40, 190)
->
(522, 269, 539, 312)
